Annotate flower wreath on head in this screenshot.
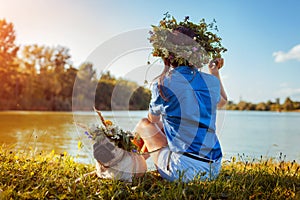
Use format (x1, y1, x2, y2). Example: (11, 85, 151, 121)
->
(148, 12, 227, 68)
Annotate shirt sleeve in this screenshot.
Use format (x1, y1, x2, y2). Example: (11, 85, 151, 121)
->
(215, 78, 221, 104)
(216, 80, 221, 104)
(201, 73, 221, 105)
(149, 82, 163, 116)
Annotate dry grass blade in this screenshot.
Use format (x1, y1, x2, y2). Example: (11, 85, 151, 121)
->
(93, 107, 107, 128)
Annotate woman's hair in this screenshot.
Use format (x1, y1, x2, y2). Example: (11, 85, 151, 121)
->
(156, 26, 196, 101)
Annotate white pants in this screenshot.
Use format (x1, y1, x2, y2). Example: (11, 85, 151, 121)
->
(156, 147, 222, 182)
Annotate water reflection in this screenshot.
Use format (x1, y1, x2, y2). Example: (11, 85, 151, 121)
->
(1, 112, 85, 162)
(1, 111, 299, 163)
(0, 111, 147, 164)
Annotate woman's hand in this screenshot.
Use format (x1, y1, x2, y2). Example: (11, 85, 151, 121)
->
(208, 58, 224, 76)
(147, 112, 161, 123)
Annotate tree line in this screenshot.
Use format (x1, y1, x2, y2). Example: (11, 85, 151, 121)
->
(0, 19, 151, 111)
(1, 19, 299, 112)
(226, 97, 300, 112)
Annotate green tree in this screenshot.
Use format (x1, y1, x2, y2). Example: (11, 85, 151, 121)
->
(293, 101, 300, 110)
(0, 19, 18, 66)
(0, 19, 20, 109)
(282, 97, 294, 111)
(237, 101, 249, 111)
(17, 44, 74, 110)
(16, 45, 39, 109)
(73, 62, 97, 110)
(58, 67, 78, 110)
(256, 102, 269, 111)
(95, 71, 151, 111)
(95, 79, 114, 110)
(130, 86, 151, 110)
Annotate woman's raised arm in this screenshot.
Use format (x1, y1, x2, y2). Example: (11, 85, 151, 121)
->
(208, 58, 228, 108)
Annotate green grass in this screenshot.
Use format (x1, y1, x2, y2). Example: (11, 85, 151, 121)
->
(0, 146, 299, 199)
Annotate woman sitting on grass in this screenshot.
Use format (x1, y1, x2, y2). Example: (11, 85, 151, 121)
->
(134, 15, 228, 182)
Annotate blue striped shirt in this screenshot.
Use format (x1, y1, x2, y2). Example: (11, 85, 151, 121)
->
(149, 66, 222, 160)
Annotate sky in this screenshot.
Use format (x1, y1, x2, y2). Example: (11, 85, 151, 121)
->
(1, 0, 300, 103)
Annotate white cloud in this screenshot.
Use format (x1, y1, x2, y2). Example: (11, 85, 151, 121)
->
(279, 82, 289, 88)
(276, 87, 300, 98)
(273, 44, 300, 63)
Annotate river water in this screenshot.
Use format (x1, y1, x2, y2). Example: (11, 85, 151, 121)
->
(0, 110, 299, 163)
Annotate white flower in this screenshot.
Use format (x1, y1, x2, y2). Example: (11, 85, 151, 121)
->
(161, 47, 169, 57)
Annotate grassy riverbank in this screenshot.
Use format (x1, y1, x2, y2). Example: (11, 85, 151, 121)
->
(0, 147, 299, 199)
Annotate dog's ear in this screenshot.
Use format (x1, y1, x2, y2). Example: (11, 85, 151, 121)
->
(93, 141, 115, 164)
